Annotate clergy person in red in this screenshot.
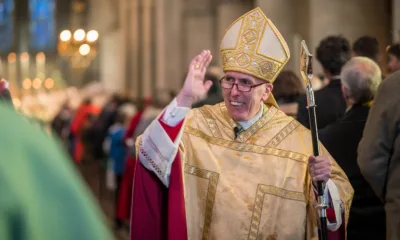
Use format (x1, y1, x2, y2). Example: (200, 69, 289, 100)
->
(69, 98, 100, 163)
(130, 8, 353, 240)
(116, 99, 149, 223)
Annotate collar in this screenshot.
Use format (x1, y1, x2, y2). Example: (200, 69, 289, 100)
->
(237, 104, 263, 130)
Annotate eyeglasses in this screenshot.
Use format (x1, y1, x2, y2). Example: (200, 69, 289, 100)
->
(219, 76, 266, 92)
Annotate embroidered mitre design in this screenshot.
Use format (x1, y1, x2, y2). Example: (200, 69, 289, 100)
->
(220, 7, 290, 83)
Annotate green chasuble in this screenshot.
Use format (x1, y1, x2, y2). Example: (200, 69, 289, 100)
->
(0, 103, 112, 240)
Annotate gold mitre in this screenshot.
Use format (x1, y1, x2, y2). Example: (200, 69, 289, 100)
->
(220, 7, 290, 108)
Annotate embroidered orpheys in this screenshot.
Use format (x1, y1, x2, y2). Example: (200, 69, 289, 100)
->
(184, 164, 220, 240)
(184, 125, 308, 164)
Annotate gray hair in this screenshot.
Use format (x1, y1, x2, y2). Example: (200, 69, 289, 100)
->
(340, 57, 381, 105)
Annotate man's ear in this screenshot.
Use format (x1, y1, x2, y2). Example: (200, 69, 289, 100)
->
(262, 83, 273, 101)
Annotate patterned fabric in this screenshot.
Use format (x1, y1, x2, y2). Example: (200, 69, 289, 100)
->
(220, 8, 290, 108)
(137, 102, 354, 239)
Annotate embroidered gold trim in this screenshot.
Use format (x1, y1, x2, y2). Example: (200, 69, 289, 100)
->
(184, 126, 308, 164)
(184, 164, 219, 240)
(248, 184, 306, 239)
(219, 103, 278, 142)
(266, 120, 300, 148)
(220, 8, 289, 83)
(197, 107, 223, 138)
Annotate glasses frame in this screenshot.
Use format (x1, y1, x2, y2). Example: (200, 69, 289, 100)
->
(219, 76, 266, 92)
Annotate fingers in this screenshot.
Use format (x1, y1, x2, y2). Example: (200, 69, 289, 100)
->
(308, 156, 331, 165)
(189, 50, 205, 71)
(312, 175, 330, 184)
(308, 155, 317, 164)
(203, 80, 213, 92)
(200, 50, 212, 71)
(189, 50, 212, 72)
(308, 155, 331, 184)
(198, 50, 208, 69)
(309, 166, 331, 176)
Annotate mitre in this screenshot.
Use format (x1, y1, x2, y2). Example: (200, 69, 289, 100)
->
(220, 7, 290, 108)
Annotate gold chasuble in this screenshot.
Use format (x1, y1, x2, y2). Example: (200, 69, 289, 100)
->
(177, 103, 353, 239)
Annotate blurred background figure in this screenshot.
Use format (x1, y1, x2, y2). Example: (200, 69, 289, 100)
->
(91, 94, 126, 162)
(103, 110, 128, 230)
(358, 71, 400, 240)
(297, 35, 351, 129)
(387, 43, 400, 73)
(319, 57, 384, 240)
(114, 97, 150, 229)
(0, 102, 113, 240)
(69, 97, 100, 163)
(51, 101, 73, 148)
(0, 80, 13, 106)
(272, 70, 305, 118)
(352, 35, 380, 63)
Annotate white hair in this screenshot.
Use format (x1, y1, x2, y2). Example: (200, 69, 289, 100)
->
(340, 57, 381, 105)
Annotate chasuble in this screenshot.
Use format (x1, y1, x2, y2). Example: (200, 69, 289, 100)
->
(131, 101, 353, 240)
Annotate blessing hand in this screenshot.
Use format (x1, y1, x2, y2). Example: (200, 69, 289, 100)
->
(176, 50, 213, 107)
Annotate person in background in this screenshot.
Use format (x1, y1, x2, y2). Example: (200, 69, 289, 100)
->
(319, 57, 385, 239)
(91, 94, 125, 161)
(69, 98, 101, 163)
(51, 102, 72, 138)
(272, 70, 305, 118)
(387, 43, 400, 73)
(352, 35, 380, 63)
(103, 111, 128, 229)
(297, 35, 351, 129)
(115, 98, 149, 225)
(0, 80, 13, 107)
(0, 102, 112, 240)
(358, 71, 400, 240)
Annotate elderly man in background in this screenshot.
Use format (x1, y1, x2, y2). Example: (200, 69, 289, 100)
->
(358, 69, 400, 240)
(319, 57, 385, 240)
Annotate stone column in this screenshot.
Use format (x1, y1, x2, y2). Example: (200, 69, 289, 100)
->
(393, 0, 400, 42)
(89, 0, 126, 93)
(125, 0, 140, 98)
(155, 0, 166, 94)
(140, 0, 153, 99)
(256, 0, 297, 73)
(308, 0, 390, 75)
(163, 0, 184, 91)
(182, 1, 216, 70)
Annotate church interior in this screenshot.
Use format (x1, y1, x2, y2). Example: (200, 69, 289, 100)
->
(0, 0, 399, 239)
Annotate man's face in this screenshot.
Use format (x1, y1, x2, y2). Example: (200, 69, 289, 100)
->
(388, 54, 400, 73)
(221, 71, 272, 121)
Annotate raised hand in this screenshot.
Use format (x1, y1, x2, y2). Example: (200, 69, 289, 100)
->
(176, 50, 213, 107)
